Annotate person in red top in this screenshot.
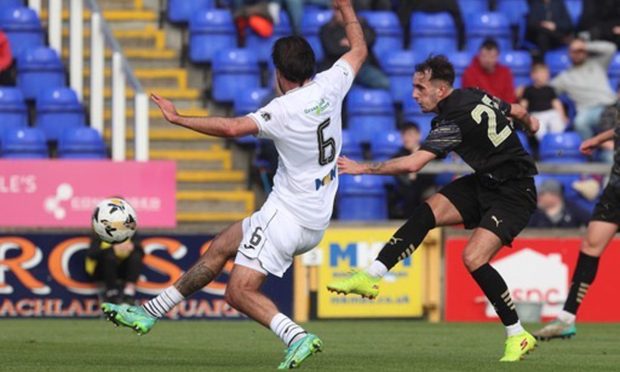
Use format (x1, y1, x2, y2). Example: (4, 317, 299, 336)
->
(0, 30, 14, 85)
(462, 38, 516, 103)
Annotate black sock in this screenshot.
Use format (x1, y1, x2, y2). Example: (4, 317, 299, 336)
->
(563, 252, 600, 315)
(471, 263, 519, 326)
(377, 203, 436, 270)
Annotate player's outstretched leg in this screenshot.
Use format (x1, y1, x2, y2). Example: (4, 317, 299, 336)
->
(225, 264, 322, 369)
(534, 221, 616, 341)
(101, 221, 243, 335)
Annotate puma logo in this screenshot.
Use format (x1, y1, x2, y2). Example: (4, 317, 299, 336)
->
(491, 215, 503, 227)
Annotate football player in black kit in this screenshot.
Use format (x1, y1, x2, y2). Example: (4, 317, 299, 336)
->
(328, 55, 541, 362)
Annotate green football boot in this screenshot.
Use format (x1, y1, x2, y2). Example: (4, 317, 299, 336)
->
(101, 302, 157, 335)
(277, 333, 323, 369)
(533, 320, 577, 341)
(326, 270, 381, 299)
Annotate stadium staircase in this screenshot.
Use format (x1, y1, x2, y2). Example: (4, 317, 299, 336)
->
(48, 0, 254, 231)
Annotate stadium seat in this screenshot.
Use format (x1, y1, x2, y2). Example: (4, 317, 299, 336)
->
(301, 9, 332, 63)
(16, 47, 66, 100)
(380, 49, 415, 103)
(466, 12, 512, 52)
(167, 0, 214, 23)
(346, 88, 395, 142)
(402, 97, 433, 139)
(608, 53, 620, 91)
(0, 6, 44, 58)
(496, 0, 529, 26)
(57, 127, 107, 159)
(234, 87, 273, 116)
(409, 12, 457, 54)
(0, 87, 28, 134)
(338, 175, 388, 220)
(246, 11, 291, 63)
(545, 49, 571, 76)
(516, 130, 532, 155)
(564, 0, 582, 26)
(501, 50, 532, 87)
(372, 130, 401, 161)
(35, 87, 85, 142)
(189, 9, 236, 63)
(539, 132, 585, 162)
(359, 11, 403, 55)
(449, 51, 473, 88)
(212, 48, 261, 103)
(458, 0, 488, 18)
(1, 127, 47, 158)
(341, 129, 363, 160)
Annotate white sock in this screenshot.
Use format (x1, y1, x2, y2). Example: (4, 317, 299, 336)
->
(123, 283, 136, 296)
(505, 321, 525, 337)
(557, 310, 576, 324)
(142, 286, 184, 318)
(270, 313, 307, 347)
(366, 260, 388, 278)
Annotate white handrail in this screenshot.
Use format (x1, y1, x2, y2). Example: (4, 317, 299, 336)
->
(90, 12, 104, 134)
(28, 0, 41, 15)
(112, 51, 126, 161)
(48, 0, 62, 52)
(69, 0, 83, 100)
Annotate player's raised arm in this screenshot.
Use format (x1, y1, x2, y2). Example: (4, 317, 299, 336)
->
(335, 0, 367, 74)
(338, 150, 437, 175)
(151, 93, 258, 138)
(580, 129, 615, 155)
(509, 103, 540, 135)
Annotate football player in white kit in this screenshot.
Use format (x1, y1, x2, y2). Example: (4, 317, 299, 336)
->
(101, 0, 367, 369)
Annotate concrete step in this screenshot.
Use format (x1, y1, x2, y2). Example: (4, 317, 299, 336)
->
(40, 8, 157, 22)
(177, 170, 246, 184)
(62, 25, 166, 50)
(127, 149, 232, 170)
(83, 86, 201, 100)
(83, 68, 187, 90)
(177, 190, 255, 214)
(62, 47, 178, 60)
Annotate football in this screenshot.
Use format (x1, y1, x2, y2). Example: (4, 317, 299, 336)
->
(92, 198, 138, 243)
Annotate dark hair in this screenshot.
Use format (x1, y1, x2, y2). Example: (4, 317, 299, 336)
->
(272, 36, 316, 84)
(480, 37, 499, 51)
(414, 55, 455, 86)
(401, 121, 420, 132)
(531, 61, 549, 71)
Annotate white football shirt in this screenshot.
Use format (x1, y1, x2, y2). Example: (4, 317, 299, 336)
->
(248, 59, 355, 230)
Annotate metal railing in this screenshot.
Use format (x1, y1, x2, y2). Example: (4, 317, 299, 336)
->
(29, 0, 149, 161)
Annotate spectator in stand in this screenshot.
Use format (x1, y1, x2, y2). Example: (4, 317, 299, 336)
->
(462, 38, 517, 102)
(551, 39, 618, 140)
(520, 62, 568, 140)
(526, 0, 573, 58)
(397, 0, 465, 50)
(0, 30, 14, 85)
(386, 122, 436, 219)
(579, 0, 620, 49)
(528, 179, 590, 228)
(319, 2, 390, 89)
(233, 0, 303, 42)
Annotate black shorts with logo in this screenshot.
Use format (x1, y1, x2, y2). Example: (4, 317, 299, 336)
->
(439, 174, 537, 245)
(591, 183, 620, 225)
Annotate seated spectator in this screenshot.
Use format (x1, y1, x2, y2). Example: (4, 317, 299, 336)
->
(551, 39, 618, 139)
(397, 0, 465, 50)
(233, 0, 303, 42)
(528, 179, 590, 228)
(0, 30, 14, 85)
(526, 0, 573, 57)
(579, 0, 620, 49)
(85, 234, 144, 304)
(319, 2, 390, 89)
(462, 38, 517, 102)
(387, 122, 436, 219)
(520, 62, 568, 140)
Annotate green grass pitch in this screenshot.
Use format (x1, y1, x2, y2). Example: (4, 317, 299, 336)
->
(1, 319, 619, 371)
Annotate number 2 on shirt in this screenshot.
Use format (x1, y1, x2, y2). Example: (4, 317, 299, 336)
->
(471, 95, 511, 147)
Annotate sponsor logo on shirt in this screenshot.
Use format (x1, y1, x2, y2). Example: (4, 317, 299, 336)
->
(304, 98, 330, 116)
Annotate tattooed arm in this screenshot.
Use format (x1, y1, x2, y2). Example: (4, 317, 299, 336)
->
(338, 150, 437, 175)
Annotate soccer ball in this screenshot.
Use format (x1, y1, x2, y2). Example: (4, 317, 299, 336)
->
(92, 198, 138, 243)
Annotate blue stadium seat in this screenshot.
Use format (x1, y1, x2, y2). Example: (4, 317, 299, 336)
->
(246, 11, 291, 63)
(501, 50, 532, 87)
(466, 12, 512, 52)
(57, 127, 106, 159)
(341, 129, 363, 160)
(539, 132, 585, 162)
(410, 12, 457, 54)
(35, 87, 85, 142)
(449, 51, 473, 88)
(234, 87, 272, 116)
(212, 48, 261, 103)
(516, 130, 532, 155)
(545, 49, 571, 76)
(346, 88, 395, 142)
(189, 9, 236, 63)
(372, 130, 401, 161)
(380, 49, 415, 103)
(402, 97, 433, 139)
(0, 87, 28, 134)
(338, 175, 387, 220)
(496, 0, 529, 26)
(16, 47, 66, 100)
(301, 9, 332, 63)
(564, 0, 582, 26)
(1, 127, 47, 158)
(608, 53, 620, 91)
(0, 0, 23, 9)
(167, 0, 214, 23)
(0, 6, 44, 58)
(458, 0, 488, 18)
(359, 11, 403, 55)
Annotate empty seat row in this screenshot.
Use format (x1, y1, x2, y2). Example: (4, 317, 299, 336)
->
(1, 127, 107, 159)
